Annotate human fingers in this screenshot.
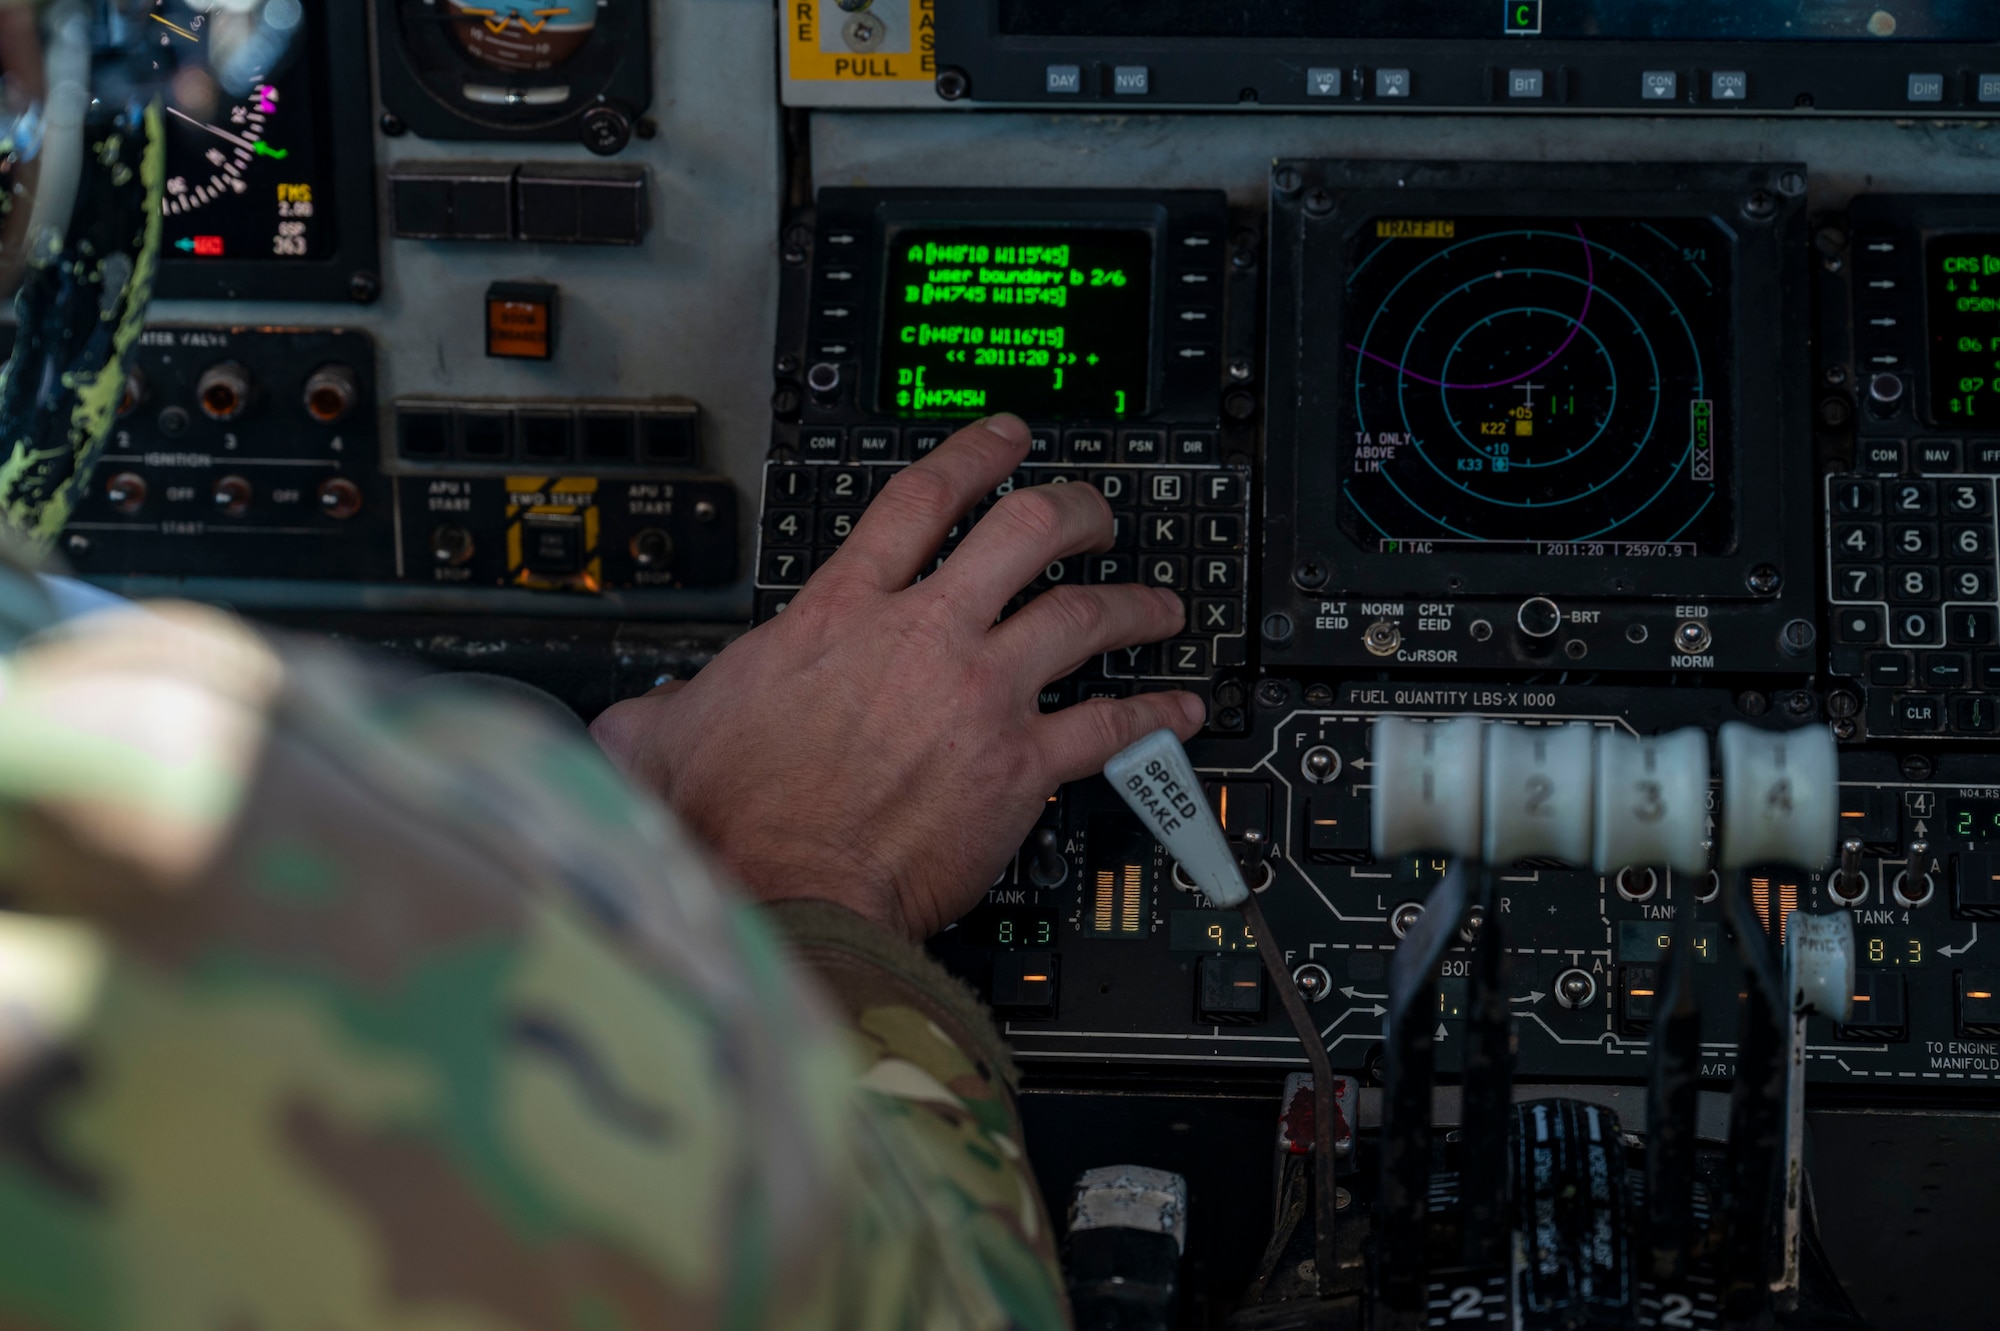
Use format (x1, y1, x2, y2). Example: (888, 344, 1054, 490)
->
(1033, 691, 1206, 787)
(988, 583, 1186, 687)
(822, 414, 1030, 591)
(928, 480, 1115, 623)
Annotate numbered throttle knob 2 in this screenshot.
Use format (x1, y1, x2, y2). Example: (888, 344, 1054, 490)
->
(1482, 722, 1595, 865)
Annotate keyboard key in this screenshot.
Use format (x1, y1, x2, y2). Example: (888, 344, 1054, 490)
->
(853, 428, 899, 462)
(1956, 695, 1997, 734)
(1162, 638, 1210, 677)
(1091, 470, 1136, 506)
(1833, 523, 1881, 559)
(1950, 568, 1996, 603)
(1859, 440, 1905, 474)
(800, 427, 846, 462)
(1971, 441, 2000, 471)
(1948, 524, 1994, 559)
(1888, 479, 1937, 516)
(1867, 652, 1912, 686)
(1925, 652, 1972, 689)
(1140, 513, 1190, 548)
(1832, 478, 1879, 515)
(1951, 607, 1998, 644)
(1141, 554, 1191, 590)
(1890, 565, 1941, 602)
(1027, 427, 1059, 462)
(1079, 680, 1130, 700)
(1917, 440, 1963, 473)
(767, 466, 815, 502)
(1894, 694, 1944, 731)
(1982, 653, 2000, 689)
(1105, 643, 1157, 677)
(1196, 555, 1244, 592)
(822, 468, 871, 504)
(1836, 606, 1885, 643)
(756, 591, 794, 621)
(1120, 430, 1165, 463)
(1108, 511, 1137, 551)
(1196, 513, 1243, 548)
(1890, 524, 1938, 559)
(759, 548, 809, 586)
(1172, 431, 1218, 465)
(908, 426, 951, 456)
(1065, 430, 1113, 464)
(1144, 471, 1190, 506)
(1890, 608, 1944, 646)
(765, 507, 811, 545)
(817, 509, 862, 545)
(1194, 597, 1241, 634)
(1834, 565, 1882, 601)
(1198, 471, 1245, 507)
(1088, 553, 1136, 584)
(1946, 478, 1992, 515)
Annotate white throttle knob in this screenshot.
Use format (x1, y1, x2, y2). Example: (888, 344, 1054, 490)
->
(1592, 727, 1711, 875)
(1716, 722, 1838, 872)
(1482, 721, 1596, 866)
(1104, 728, 1248, 907)
(1371, 715, 1486, 859)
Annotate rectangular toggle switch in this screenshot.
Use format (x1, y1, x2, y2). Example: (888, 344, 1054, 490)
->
(992, 951, 1059, 1019)
(1204, 780, 1271, 843)
(1196, 953, 1266, 1024)
(1840, 970, 1909, 1041)
(1618, 964, 1659, 1035)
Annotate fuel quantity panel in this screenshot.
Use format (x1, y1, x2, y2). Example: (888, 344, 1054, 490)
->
(931, 686, 2000, 1091)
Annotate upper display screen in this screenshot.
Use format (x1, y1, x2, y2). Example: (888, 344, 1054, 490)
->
(1338, 216, 1733, 556)
(877, 226, 1152, 420)
(1927, 234, 2000, 427)
(999, 0, 1999, 40)
(155, 10, 334, 264)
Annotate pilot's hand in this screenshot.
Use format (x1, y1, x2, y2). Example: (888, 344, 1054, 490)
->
(591, 414, 1203, 939)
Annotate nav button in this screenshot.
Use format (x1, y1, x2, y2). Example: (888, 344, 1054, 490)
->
(1517, 596, 1562, 639)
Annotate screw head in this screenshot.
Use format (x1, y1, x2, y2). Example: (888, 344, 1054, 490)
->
(1819, 396, 1853, 428)
(1227, 357, 1254, 382)
(1262, 612, 1295, 645)
(1216, 706, 1245, 731)
(774, 352, 800, 376)
(1256, 679, 1291, 708)
(1273, 166, 1303, 195)
(1743, 189, 1777, 220)
(770, 386, 802, 418)
(1832, 717, 1858, 741)
(64, 532, 89, 556)
(1783, 690, 1817, 717)
(1213, 679, 1246, 708)
(1223, 390, 1257, 421)
(935, 67, 970, 100)
(348, 271, 381, 304)
(1304, 188, 1335, 216)
(1304, 682, 1335, 706)
(1748, 564, 1783, 595)
(1827, 690, 1860, 718)
(1824, 365, 1849, 387)
(1737, 690, 1769, 717)
(1901, 753, 1934, 781)
(379, 113, 406, 137)
(1293, 559, 1328, 590)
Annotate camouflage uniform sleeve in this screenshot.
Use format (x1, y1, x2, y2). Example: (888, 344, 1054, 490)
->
(768, 900, 1071, 1330)
(0, 591, 1066, 1331)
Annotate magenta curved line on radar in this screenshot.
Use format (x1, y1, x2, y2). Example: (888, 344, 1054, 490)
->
(1345, 223, 1597, 393)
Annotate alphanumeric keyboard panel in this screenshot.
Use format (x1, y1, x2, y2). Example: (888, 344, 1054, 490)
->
(754, 426, 1250, 690)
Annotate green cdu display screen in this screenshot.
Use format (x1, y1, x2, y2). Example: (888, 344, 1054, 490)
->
(877, 225, 1153, 419)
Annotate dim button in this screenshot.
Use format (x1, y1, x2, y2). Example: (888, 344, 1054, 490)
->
(1517, 596, 1562, 639)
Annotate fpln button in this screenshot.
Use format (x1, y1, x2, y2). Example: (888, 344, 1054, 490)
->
(486, 280, 557, 360)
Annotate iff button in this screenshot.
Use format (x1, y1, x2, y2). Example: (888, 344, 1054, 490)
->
(1503, 0, 1541, 35)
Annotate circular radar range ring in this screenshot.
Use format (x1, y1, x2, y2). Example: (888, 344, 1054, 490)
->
(1339, 217, 1732, 554)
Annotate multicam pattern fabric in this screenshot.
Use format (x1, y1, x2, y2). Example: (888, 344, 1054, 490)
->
(0, 578, 1069, 1330)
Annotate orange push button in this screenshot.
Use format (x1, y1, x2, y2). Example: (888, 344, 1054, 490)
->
(486, 281, 556, 360)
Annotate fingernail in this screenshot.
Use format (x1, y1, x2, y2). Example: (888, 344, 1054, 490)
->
(982, 412, 1031, 446)
(1157, 588, 1186, 622)
(1176, 692, 1206, 727)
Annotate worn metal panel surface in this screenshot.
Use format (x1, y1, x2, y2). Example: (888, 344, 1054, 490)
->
(811, 111, 2000, 208)
(147, 0, 784, 618)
